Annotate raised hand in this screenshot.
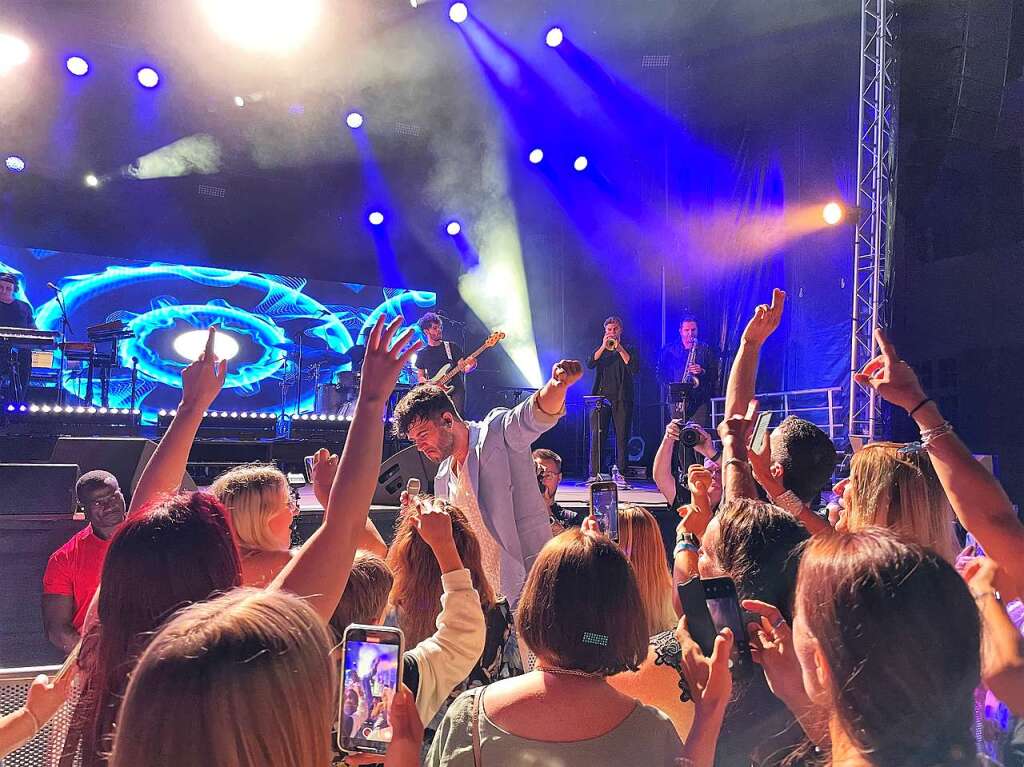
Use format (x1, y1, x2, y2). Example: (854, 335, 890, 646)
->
(551, 359, 584, 387)
(717, 399, 759, 447)
(852, 328, 927, 412)
(412, 498, 455, 552)
(180, 326, 227, 411)
(748, 427, 784, 498)
(679, 502, 711, 538)
(24, 666, 76, 729)
(962, 556, 1020, 603)
(581, 514, 604, 538)
(741, 288, 786, 346)
(359, 316, 424, 405)
(675, 617, 734, 714)
(742, 600, 805, 704)
(310, 448, 340, 507)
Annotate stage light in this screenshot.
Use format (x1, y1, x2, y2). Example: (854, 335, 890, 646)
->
(346, 111, 364, 129)
(234, 95, 245, 107)
(200, 0, 323, 54)
(66, 56, 89, 76)
(449, 2, 468, 23)
(545, 27, 564, 48)
(84, 174, 99, 187)
(173, 328, 241, 361)
(0, 34, 30, 74)
(136, 66, 160, 88)
(528, 148, 544, 164)
(446, 220, 462, 236)
(822, 201, 844, 225)
(368, 211, 384, 226)
(573, 155, 589, 172)
(5, 156, 25, 173)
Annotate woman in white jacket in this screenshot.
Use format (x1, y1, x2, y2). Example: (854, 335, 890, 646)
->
(330, 499, 487, 728)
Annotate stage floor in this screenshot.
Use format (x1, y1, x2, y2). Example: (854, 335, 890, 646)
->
(295, 478, 668, 514)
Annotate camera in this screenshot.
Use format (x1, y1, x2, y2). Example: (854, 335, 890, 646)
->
(673, 419, 704, 448)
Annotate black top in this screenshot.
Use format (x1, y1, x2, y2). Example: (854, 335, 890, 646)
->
(0, 300, 34, 329)
(415, 341, 466, 397)
(550, 501, 588, 528)
(656, 341, 719, 411)
(587, 343, 639, 403)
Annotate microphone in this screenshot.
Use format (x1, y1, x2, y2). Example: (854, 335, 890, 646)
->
(406, 477, 421, 497)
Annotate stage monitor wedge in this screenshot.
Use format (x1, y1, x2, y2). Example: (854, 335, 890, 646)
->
(373, 445, 439, 506)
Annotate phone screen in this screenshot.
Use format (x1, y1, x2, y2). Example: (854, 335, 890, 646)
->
(750, 411, 772, 454)
(304, 455, 315, 483)
(590, 485, 619, 541)
(702, 578, 751, 673)
(340, 638, 402, 750)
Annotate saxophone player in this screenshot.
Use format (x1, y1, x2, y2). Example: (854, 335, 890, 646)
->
(656, 315, 719, 425)
(587, 316, 638, 481)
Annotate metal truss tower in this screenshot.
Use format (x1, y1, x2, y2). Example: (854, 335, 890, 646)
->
(848, 0, 899, 444)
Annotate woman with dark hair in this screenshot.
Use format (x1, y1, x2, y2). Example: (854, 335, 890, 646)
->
(610, 498, 810, 765)
(750, 528, 981, 767)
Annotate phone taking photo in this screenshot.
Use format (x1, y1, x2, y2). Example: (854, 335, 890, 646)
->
(701, 576, 753, 676)
(304, 455, 316, 484)
(749, 411, 772, 455)
(677, 576, 718, 658)
(588, 481, 619, 542)
(337, 625, 405, 756)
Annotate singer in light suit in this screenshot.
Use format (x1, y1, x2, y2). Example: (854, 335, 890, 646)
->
(393, 359, 584, 608)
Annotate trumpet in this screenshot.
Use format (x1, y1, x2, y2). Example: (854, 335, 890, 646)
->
(604, 337, 619, 351)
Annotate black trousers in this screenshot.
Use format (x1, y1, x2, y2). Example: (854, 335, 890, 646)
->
(590, 399, 632, 476)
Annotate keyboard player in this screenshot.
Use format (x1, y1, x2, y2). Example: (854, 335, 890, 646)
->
(0, 273, 36, 400)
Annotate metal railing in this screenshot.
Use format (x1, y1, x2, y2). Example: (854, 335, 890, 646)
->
(710, 387, 843, 441)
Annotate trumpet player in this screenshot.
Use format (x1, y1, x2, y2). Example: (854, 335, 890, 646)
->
(587, 315, 638, 480)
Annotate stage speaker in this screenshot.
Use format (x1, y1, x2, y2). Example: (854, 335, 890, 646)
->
(372, 445, 439, 506)
(50, 437, 196, 501)
(0, 464, 80, 517)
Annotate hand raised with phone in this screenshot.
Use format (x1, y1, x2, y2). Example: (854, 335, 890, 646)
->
(675, 616, 734, 715)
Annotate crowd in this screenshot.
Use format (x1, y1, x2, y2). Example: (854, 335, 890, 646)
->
(1, 290, 1023, 767)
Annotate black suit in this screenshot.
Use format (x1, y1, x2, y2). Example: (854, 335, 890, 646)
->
(587, 342, 639, 475)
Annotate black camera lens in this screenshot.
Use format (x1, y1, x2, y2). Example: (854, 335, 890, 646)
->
(680, 426, 701, 447)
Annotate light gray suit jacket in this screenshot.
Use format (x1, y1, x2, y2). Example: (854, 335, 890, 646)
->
(434, 394, 560, 606)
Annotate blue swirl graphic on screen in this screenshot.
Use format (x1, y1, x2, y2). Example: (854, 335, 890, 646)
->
(25, 262, 435, 418)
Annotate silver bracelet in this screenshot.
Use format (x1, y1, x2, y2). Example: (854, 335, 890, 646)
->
(920, 421, 954, 447)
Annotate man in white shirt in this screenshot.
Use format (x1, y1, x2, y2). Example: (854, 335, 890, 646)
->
(394, 359, 584, 606)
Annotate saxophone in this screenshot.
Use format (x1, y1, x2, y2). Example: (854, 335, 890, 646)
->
(681, 341, 700, 389)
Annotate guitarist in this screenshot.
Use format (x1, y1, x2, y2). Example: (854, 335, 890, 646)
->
(414, 312, 477, 415)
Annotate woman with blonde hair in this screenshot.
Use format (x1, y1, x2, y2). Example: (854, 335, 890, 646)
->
(617, 504, 677, 636)
(210, 464, 297, 587)
(838, 441, 959, 562)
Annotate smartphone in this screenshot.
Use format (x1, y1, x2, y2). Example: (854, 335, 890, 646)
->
(677, 576, 718, 657)
(749, 411, 772, 454)
(337, 625, 405, 756)
(304, 455, 316, 483)
(589, 481, 619, 542)
(965, 531, 985, 556)
(701, 576, 753, 676)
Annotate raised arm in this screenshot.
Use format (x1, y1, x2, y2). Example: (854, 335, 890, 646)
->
(310, 449, 387, 558)
(724, 289, 785, 418)
(271, 317, 422, 622)
(856, 328, 1024, 590)
(717, 400, 761, 503)
(963, 558, 1024, 715)
(653, 421, 680, 506)
(128, 327, 225, 517)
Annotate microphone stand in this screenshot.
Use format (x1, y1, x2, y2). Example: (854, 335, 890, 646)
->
(52, 288, 73, 407)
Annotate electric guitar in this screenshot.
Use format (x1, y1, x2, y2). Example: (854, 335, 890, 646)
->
(429, 331, 505, 393)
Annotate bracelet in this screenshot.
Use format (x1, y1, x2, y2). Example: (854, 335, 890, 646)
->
(920, 421, 954, 447)
(972, 590, 1001, 604)
(723, 458, 750, 473)
(908, 397, 932, 417)
(674, 542, 699, 556)
(19, 706, 41, 735)
(675, 532, 699, 547)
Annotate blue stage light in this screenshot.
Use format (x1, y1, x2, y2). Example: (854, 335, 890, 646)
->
(346, 111, 364, 129)
(573, 155, 589, 172)
(528, 148, 544, 165)
(446, 220, 462, 236)
(368, 211, 385, 226)
(5, 156, 26, 173)
(449, 2, 468, 23)
(136, 66, 160, 88)
(545, 27, 564, 48)
(66, 56, 89, 76)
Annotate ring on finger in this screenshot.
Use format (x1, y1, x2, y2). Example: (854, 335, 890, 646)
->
(771, 616, 787, 631)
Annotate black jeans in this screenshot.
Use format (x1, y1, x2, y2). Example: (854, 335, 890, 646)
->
(590, 399, 632, 476)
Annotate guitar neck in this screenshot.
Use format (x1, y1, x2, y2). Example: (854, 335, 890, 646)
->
(436, 341, 491, 386)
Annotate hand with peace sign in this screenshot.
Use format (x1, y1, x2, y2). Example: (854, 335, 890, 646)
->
(852, 328, 928, 413)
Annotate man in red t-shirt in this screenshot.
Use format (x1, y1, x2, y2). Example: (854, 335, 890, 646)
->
(42, 470, 127, 653)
